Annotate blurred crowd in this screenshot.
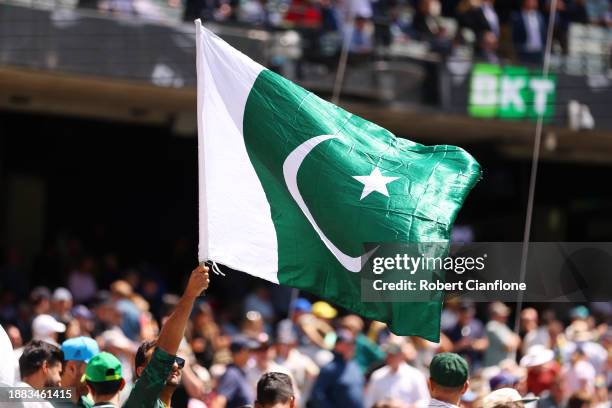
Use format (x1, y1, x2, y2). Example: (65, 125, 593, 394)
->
(0, 235, 611, 408)
(38, 0, 610, 65)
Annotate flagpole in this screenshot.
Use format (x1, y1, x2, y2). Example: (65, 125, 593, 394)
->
(331, 11, 355, 104)
(512, 0, 558, 340)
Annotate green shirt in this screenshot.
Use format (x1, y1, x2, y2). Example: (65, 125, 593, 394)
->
(123, 348, 175, 408)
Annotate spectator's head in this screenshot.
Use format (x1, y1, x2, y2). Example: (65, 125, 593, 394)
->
(84, 352, 125, 404)
(519, 308, 538, 332)
(275, 321, 297, 359)
(52, 287, 73, 317)
(489, 302, 511, 323)
(254, 338, 272, 367)
(382, 342, 404, 370)
(548, 377, 567, 404)
(19, 340, 64, 388)
(483, 388, 538, 408)
(242, 310, 265, 336)
(61, 336, 100, 389)
(254, 372, 296, 408)
(32, 314, 66, 345)
(521, 0, 538, 11)
(340, 315, 364, 335)
(458, 300, 476, 324)
(230, 337, 258, 368)
(312, 301, 337, 322)
(5, 324, 23, 349)
(193, 302, 214, 327)
(334, 329, 356, 361)
(290, 298, 311, 321)
(134, 340, 186, 387)
(30, 286, 51, 315)
(519, 345, 554, 369)
(567, 392, 591, 408)
(110, 280, 133, 300)
(569, 305, 589, 322)
(489, 372, 519, 391)
(419, 0, 441, 16)
(428, 352, 469, 405)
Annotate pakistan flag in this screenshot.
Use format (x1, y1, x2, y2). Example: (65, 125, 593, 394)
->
(196, 21, 481, 341)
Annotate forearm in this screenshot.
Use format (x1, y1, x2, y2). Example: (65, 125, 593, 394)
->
(156, 293, 198, 354)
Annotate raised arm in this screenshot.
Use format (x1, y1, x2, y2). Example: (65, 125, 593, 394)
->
(157, 264, 210, 355)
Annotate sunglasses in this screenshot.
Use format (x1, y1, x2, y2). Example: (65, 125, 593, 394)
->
(175, 356, 185, 369)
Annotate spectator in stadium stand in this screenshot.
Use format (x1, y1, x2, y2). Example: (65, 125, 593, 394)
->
(537, 376, 568, 408)
(285, 0, 323, 28)
(489, 371, 520, 392)
(511, 0, 547, 64)
(254, 372, 296, 408)
(477, 30, 500, 63)
(457, 0, 500, 40)
(481, 388, 539, 408)
(364, 342, 430, 408)
(51, 287, 73, 325)
(427, 352, 469, 408)
(563, 347, 597, 396)
(30, 286, 52, 317)
(212, 336, 258, 408)
(17, 340, 64, 408)
(483, 302, 520, 367)
(190, 301, 220, 369)
(273, 322, 319, 405)
(277, 298, 334, 364)
(31, 314, 66, 347)
(519, 345, 559, 396)
(68, 257, 98, 305)
(443, 300, 487, 370)
(246, 337, 298, 401)
(339, 315, 385, 373)
(563, 317, 607, 374)
(347, 15, 375, 55)
(6, 323, 23, 350)
(309, 329, 364, 408)
(109, 280, 141, 341)
(58, 336, 100, 408)
(83, 352, 126, 408)
(585, 0, 609, 24)
(412, 0, 453, 53)
(519, 308, 548, 355)
(124, 264, 209, 408)
(311, 301, 337, 347)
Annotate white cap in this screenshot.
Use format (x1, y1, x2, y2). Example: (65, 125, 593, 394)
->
(101, 329, 134, 351)
(520, 345, 554, 368)
(52, 287, 73, 302)
(483, 388, 539, 408)
(32, 314, 66, 341)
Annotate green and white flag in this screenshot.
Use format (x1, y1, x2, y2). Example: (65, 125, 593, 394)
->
(196, 21, 481, 341)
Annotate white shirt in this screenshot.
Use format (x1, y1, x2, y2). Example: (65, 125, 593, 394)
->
(428, 398, 460, 408)
(365, 363, 430, 408)
(523, 11, 542, 51)
(564, 360, 596, 395)
(13, 381, 55, 408)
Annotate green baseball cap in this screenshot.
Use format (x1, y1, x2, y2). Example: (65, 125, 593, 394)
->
(429, 352, 469, 388)
(82, 352, 123, 383)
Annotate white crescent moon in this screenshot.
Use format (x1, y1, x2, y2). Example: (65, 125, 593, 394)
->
(282, 135, 378, 272)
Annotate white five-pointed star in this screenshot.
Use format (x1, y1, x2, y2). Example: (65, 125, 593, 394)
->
(353, 167, 400, 200)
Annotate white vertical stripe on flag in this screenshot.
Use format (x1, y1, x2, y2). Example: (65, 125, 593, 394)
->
(196, 20, 279, 282)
